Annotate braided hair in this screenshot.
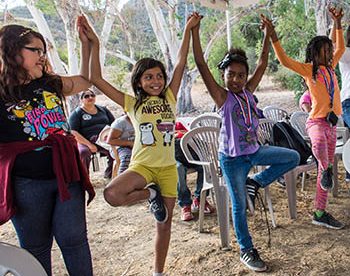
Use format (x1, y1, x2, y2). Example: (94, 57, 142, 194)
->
(305, 36, 333, 80)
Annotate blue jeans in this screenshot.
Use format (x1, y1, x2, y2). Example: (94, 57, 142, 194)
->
(11, 177, 93, 276)
(176, 161, 203, 207)
(219, 146, 300, 252)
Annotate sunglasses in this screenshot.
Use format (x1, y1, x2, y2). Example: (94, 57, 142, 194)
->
(83, 94, 96, 99)
(23, 46, 46, 58)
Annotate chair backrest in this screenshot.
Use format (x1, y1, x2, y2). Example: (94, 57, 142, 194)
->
(180, 126, 221, 185)
(96, 125, 112, 148)
(263, 106, 289, 123)
(342, 139, 350, 173)
(0, 242, 47, 276)
(189, 113, 221, 129)
(290, 111, 309, 141)
(257, 118, 274, 145)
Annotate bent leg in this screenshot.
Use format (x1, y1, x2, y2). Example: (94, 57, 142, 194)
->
(78, 143, 92, 172)
(103, 170, 149, 206)
(250, 145, 300, 187)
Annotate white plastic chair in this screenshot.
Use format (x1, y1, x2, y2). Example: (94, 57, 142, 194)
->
(263, 106, 289, 123)
(0, 242, 47, 276)
(96, 125, 120, 177)
(189, 113, 221, 129)
(258, 118, 317, 219)
(333, 117, 349, 196)
(180, 126, 231, 250)
(342, 139, 350, 173)
(290, 111, 310, 143)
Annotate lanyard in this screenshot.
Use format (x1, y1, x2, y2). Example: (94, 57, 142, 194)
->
(232, 89, 253, 131)
(319, 67, 335, 108)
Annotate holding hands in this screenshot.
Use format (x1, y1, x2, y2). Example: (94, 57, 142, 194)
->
(77, 15, 99, 46)
(185, 12, 202, 31)
(329, 6, 343, 28)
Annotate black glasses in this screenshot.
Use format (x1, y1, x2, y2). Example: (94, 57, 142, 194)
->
(23, 46, 46, 58)
(83, 94, 96, 99)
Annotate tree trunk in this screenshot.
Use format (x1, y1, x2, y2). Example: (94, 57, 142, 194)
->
(315, 0, 328, 35)
(53, 0, 82, 113)
(26, 1, 66, 74)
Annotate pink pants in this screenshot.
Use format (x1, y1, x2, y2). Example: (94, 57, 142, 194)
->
(306, 118, 336, 210)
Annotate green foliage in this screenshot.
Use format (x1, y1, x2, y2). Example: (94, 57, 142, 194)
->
(35, 0, 56, 16)
(269, 0, 317, 93)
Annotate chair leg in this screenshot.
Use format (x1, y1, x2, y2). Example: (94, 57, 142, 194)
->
(214, 186, 231, 250)
(284, 170, 297, 219)
(301, 172, 306, 191)
(198, 189, 206, 233)
(264, 187, 276, 228)
(332, 155, 339, 197)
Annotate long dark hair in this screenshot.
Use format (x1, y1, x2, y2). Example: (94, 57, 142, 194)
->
(305, 36, 333, 80)
(0, 25, 62, 102)
(131, 58, 168, 112)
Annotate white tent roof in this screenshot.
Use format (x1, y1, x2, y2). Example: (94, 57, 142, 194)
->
(192, 0, 259, 11)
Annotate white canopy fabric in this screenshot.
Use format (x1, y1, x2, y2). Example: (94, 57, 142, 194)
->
(192, 0, 260, 11)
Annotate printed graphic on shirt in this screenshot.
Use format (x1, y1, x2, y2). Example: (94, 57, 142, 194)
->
(140, 122, 156, 146)
(138, 97, 175, 147)
(231, 101, 258, 151)
(156, 119, 175, 146)
(5, 89, 68, 141)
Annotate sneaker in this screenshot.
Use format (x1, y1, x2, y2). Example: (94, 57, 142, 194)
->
(246, 178, 260, 209)
(321, 167, 334, 191)
(191, 197, 200, 213)
(276, 176, 286, 188)
(204, 200, 216, 214)
(181, 205, 194, 221)
(312, 211, 344, 229)
(148, 184, 168, 224)
(240, 248, 267, 272)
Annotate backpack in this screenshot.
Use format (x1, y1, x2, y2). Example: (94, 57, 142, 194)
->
(270, 121, 312, 165)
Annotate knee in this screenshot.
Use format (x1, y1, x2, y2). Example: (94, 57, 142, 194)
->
(103, 186, 124, 207)
(291, 150, 301, 166)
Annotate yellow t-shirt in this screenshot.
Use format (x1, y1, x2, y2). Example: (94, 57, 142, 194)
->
(272, 29, 345, 119)
(124, 88, 176, 167)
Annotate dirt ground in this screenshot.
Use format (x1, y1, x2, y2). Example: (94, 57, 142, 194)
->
(1, 76, 350, 275)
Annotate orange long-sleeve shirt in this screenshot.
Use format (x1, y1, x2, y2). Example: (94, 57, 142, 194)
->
(272, 29, 345, 119)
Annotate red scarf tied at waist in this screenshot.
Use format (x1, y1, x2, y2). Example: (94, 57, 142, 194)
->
(0, 134, 95, 225)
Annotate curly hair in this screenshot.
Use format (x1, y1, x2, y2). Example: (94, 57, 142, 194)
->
(0, 25, 62, 102)
(217, 48, 249, 74)
(305, 36, 333, 80)
(131, 58, 168, 113)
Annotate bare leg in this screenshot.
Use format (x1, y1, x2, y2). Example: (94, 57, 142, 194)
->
(103, 170, 149, 206)
(154, 197, 176, 273)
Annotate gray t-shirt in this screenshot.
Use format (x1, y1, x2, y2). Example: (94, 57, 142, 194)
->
(110, 115, 135, 142)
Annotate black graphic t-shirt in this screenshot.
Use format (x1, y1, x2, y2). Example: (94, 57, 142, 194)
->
(0, 76, 68, 179)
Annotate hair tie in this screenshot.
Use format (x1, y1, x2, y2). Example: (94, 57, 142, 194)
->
(217, 53, 248, 70)
(19, 29, 31, 37)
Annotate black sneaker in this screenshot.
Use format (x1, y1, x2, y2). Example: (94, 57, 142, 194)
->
(246, 178, 260, 209)
(321, 167, 334, 191)
(240, 248, 267, 272)
(312, 211, 344, 229)
(148, 184, 168, 224)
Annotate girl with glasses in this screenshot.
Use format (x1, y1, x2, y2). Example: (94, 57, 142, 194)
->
(0, 24, 95, 275)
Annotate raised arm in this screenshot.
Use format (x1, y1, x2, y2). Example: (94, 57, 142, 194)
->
(245, 14, 271, 93)
(268, 16, 311, 78)
(329, 7, 345, 67)
(79, 15, 125, 108)
(61, 16, 92, 97)
(191, 14, 226, 107)
(169, 13, 201, 98)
